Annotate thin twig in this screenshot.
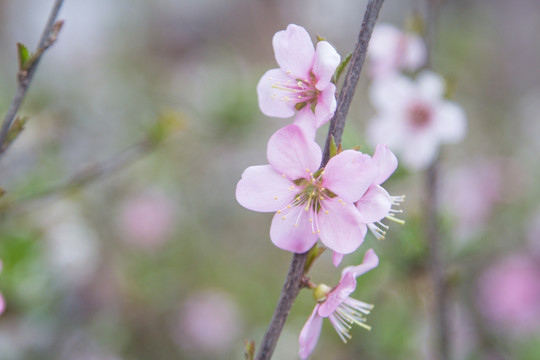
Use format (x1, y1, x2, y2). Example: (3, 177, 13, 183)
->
(322, 0, 385, 164)
(0, 0, 65, 156)
(0, 139, 154, 219)
(255, 1, 385, 359)
(423, 0, 450, 359)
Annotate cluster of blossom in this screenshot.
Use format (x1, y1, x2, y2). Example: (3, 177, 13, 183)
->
(366, 23, 467, 170)
(236, 24, 403, 358)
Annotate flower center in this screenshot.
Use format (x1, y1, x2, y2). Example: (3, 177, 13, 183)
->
(407, 102, 432, 129)
(275, 168, 337, 234)
(271, 72, 319, 111)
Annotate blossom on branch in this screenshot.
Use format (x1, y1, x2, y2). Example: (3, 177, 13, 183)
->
(367, 23, 426, 78)
(367, 71, 467, 170)
(333, 144, 404, 266)
(299, 249, 379, 359)
(257, 24, 341, 135)
(236, 124, 378, 255)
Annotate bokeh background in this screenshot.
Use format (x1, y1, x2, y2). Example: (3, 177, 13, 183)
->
(1, 0, 540, 359)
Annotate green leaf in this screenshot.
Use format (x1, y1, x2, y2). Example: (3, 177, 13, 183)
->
(1, 116, 28, 152)
(329, 135, 338, 159)
(332, 52, 352, 84)
(244, 339, 255, 360)
(17, 42, 30, 70)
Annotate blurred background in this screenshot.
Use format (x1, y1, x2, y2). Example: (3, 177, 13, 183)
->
(0, 0, 540, 359)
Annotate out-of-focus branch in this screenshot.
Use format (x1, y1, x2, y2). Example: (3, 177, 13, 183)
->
(255, 1, 385, 359)
(423, 0, 450, 359)
(1, 139, 153, 218)
(0, 0, 65, 156)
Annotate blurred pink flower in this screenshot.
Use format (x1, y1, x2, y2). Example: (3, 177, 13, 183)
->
(119, 192, 175, 250)
(236, 124, 378, 254)
(173, 290, 241, 355)
(299, 249, 379, 359)
(443, 161, 502, 239)
(367, 23, 426, 78)
(477, 253, 540, 334)
(367, 71, 467, 170)
(257, 24, 341, 134)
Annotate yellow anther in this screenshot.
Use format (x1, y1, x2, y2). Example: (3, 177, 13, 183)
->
(325, 211, 329, 214)
(309, 218, 313, 222)
(274, 196, 278, 200)
(282, 217, 286, 220)
(277, 210, 281, 214)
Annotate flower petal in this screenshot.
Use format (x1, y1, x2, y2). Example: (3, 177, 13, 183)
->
(417, 70, 445, 102)
(323, 150, 378, 202)
(318, 272, 357, 317)
(314, 84, 337, 127)
(236, 165, 296, 212)
(293, 107, 317, 140)
(318, 199, 367, 254)
(267, 124, 322, 180)
(257, 68, 296, 118)
(433, 101, 467, 143)
(355, 185, 392, 224)
(299, 304, 323, 360)
(372, 144, 398, 185)
(369, 74, 412, 111)
(273, 24, 314, 80)
(332, 252, 345, 267)
(342, 248, 380, 278)
(270, 207, 318, 253)
(401, 132, 438, 170)
(313, 41, 340, 91)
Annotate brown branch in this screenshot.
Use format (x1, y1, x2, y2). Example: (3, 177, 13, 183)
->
(255, 1, 385, 359)
(0, 0, 65, 156)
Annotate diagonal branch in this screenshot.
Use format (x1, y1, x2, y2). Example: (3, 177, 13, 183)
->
(255, 1, 385, 359)
(0, 0, 65, 156)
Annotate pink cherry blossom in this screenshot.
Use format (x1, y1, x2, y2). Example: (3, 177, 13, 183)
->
(367, 23, 426, 78)
(476, 253, 540, 334)
(299, 249, 379, 359)
(332, 144, 403, 266)
(367, 71, 467, 170)
(118, 192, 175, 250)
(257, 24, 341, 133)
(236, 124, 378, 254)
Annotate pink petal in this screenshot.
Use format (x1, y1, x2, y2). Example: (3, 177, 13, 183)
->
(433, 101, 467, 143)
(270, 207, 319, 253)
(267, 124, 322, 180)
(417, 70, 445, 102)
(257, 68, 296, 118)
(313, 41, 340, 91)
(369, 74, 412, 111)
(318, 272, 357, 317)
(367, 113, 406, 149)
(342, 248, 380, 278)
(372, 144, 398, 185)
(314, 84, 337, 127)
(323, 150, 378, 202)
(293, 107, 317, 140)
(0, 292, 5, 316)
(299, 305, 323, 360)
(355, 185, 392, 224)
(236, 165, 297, 212)
(317, 199, 367, 254)
(401, 132, 438, 170)
(273, 24, 315, 80)
(403, 35, 427, 71)
(332, 252, 345, 267)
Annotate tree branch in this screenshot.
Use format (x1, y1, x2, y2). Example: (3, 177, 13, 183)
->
(255, 1, 385, 359)
(0, 0, 65, 156)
